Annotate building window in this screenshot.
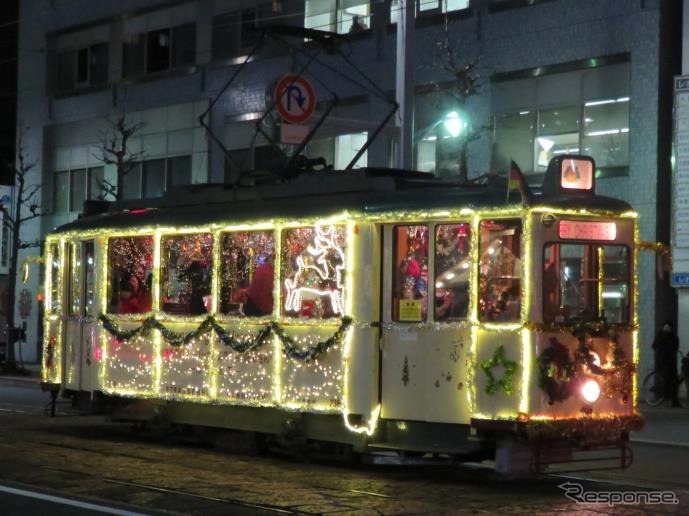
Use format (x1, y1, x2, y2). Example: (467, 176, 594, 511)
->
(56, 43, 108, 95)
(494, 99, 629, 175)
(305, 1, 370, 34)
(212, 4, 274, 61)
(54, 166, 105, 213)
(390, 0, 469, 23)
(124, 23, 196, 79)
(122, 156, 192, 200)
(305, 133, 368, 169)
(492, 61, 630, 176)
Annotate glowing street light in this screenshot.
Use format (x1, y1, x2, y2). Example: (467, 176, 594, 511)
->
(443, 111, 466, 138)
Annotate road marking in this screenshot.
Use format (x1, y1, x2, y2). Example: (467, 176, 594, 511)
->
(0, 485, 147, 516)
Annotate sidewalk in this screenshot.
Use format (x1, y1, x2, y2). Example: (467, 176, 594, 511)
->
(633, 402, 689, 446)
(0, 363, 41, 389)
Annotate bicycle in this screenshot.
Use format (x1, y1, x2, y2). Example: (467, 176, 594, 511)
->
(641, 350, 689, 407)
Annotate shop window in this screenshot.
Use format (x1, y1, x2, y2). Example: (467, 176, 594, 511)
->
(54, 166, 105, 213)
(434, 223, 471, 321)
(107, 236, 154, 314)
(56, 42, 109, 95)
(161, 234, 213, 316)
(543, 243, 629, 324)
(392, 225, 429, 322)
(478, 219, 522, 322)
(282, 224, 346, 319)
(124, 23, 196, 79)
(220, 231, 275, 316)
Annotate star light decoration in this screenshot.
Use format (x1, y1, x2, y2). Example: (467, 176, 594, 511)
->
(480, 344, 518, 396)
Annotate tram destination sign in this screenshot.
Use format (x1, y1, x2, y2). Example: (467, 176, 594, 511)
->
(673, 75, 689, 286)
(558, 220, 616, 241)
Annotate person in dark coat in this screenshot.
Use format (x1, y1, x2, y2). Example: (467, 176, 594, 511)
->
(652, 321, 680, 406)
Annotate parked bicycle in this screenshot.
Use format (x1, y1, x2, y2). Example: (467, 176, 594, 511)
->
(642, 350, 689, 407)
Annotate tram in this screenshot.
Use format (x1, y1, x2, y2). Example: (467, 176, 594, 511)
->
(40, 154, 642, 473)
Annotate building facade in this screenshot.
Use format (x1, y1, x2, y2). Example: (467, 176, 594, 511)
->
(15, 0, 677, 369)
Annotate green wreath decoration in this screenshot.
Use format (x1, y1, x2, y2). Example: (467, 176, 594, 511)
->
(480, 345, 518, 396)
(98, 313, 352, 363)
(537, 337, 575, 404)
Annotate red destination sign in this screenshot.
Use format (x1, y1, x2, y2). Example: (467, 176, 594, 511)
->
(559, 220, 617, 241)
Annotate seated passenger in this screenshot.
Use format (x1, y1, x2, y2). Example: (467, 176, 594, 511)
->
(119, 274, 145, 313)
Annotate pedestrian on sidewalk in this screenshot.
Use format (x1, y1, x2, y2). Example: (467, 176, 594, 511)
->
(653, 320, 680, 406)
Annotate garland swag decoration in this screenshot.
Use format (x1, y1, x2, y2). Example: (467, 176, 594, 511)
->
(98, 313, 352, 362)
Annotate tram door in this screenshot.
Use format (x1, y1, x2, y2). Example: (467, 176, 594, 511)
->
(380, 223, 473, 424)
(64, 241, 98, 392)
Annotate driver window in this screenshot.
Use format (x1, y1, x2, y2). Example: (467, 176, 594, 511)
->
(478, 219, 522, 322)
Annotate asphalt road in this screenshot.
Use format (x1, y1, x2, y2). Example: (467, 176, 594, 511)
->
(0, 378, 687, 514)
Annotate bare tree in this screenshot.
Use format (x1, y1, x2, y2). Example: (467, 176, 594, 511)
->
(0, 129, 42, 368)
(429, 13, 486, 183)
(94, 114, 146, 200)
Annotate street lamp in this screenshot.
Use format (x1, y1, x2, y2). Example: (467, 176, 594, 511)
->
(443, 111, 466, 138)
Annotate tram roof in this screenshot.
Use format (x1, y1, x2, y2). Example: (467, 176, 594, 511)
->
(51, 168, 633, 234)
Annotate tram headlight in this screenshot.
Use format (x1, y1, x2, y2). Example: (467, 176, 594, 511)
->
(580, 379, 601, 404)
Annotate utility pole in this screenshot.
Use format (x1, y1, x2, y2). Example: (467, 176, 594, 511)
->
(396, 0, 415, 170)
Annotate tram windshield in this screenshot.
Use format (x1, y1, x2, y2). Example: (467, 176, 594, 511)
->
(543, 243, 630, 324)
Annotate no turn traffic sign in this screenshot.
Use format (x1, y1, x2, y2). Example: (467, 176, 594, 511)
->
(274, 74, 316, 124)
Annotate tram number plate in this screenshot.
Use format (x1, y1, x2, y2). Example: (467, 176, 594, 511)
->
(559, 220, 616, 241)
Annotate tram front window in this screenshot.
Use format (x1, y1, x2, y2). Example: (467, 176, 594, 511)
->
(542, 244, 629, 323)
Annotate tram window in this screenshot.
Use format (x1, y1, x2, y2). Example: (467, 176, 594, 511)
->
(68, 242, 82, 316)
(84, 241, 96, 316)
(48, 243, 61, 314)
(282, 224, 346, 319)
(392, 225, 429, 322)
(219, 230, 275, 317)
(478, 219, 522, 322)
(161, 234, 214, 316)
(543, 244, 629, 324)
(434, 223, 471, 321)
(107, 236, 154, 314)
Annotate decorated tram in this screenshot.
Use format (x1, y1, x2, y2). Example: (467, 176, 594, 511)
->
(40, 154, 642, 473)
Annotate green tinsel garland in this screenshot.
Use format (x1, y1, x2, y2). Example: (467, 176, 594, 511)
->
(98, 313, 352, 362)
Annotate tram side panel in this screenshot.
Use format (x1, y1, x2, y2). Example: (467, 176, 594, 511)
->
(343, 223, 380, 418)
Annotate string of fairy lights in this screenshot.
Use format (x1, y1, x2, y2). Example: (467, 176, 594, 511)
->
(41, 205, 640, 437)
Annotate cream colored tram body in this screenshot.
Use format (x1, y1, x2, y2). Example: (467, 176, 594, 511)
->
(41, 156, 641, 472)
